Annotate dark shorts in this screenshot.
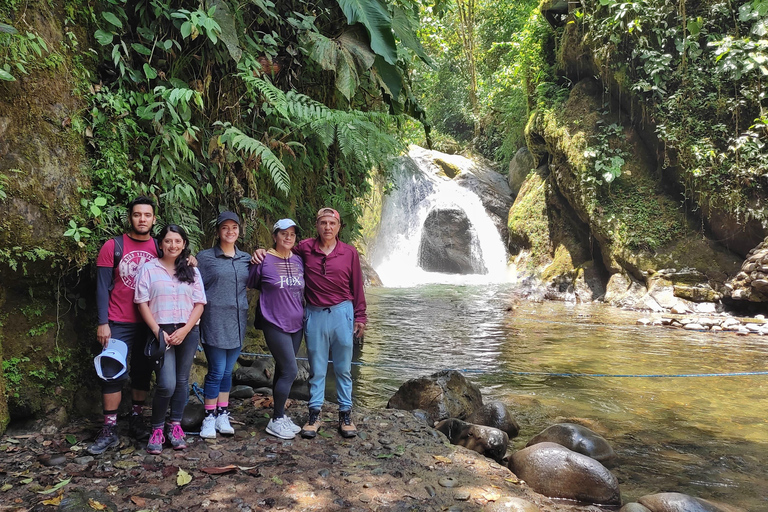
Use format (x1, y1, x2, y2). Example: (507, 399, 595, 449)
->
(101, 321, 152, 394)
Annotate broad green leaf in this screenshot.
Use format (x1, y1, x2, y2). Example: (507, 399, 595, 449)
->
(372, 56, 402, 100)
(0, 22, 18, 34)
(336, 0, 397, 65)
(335, 49, 358, 101)
(90, 205, 102, 216)
(305, 32, 339, 72)
(180, 21, 192, 39)
(37, 478, 71, 495)
(391, 6, 433, 67)
(338, 26, 376, 70)
(94, 197, 107, 206)
(131, 43, 152, 55)
(209, 0, 241, 62)
(0, 69, 15, 81)
(143, 63, 157, 80)
(94, 29, 113, 45)
(65, 434, 78, 444)
(102, 12, 122, 29)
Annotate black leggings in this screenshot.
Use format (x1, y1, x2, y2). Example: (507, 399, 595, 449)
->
(262, 322, 303, 417)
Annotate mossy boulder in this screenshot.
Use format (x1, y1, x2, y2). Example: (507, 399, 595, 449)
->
(0, 1, 93, 432)
(525, 77, 741, 291)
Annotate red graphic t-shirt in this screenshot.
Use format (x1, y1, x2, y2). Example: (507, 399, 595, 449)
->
(96, 235, 158, 323)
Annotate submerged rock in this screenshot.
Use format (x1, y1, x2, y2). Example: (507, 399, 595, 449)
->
(510, 442, 621, 506)
(465, 401, 520, 439)
(387, 370, 483, 423)
(636, 492, 745, 512)
(526, 423, 616, 464)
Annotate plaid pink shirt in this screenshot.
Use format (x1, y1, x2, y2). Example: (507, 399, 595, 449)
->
(134, 258, 206, 324)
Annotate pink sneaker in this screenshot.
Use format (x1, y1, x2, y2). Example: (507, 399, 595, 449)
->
(146, 427, 164, 454)
(166, 423, 187, 450)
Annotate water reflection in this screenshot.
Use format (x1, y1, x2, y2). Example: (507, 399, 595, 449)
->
(352, 284, 768, 509)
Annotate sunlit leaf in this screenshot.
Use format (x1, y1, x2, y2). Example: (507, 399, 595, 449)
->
(177, 468, 192, 486)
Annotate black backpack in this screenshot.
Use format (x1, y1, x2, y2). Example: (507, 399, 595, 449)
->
(111, 234, 160, 268)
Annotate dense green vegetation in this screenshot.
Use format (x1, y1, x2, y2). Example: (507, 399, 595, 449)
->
(2, 0, 430, 254)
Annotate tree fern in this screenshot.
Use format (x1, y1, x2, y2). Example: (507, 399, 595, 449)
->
(218, 125, 290, 195)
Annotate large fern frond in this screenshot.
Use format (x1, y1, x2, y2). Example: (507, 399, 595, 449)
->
(220, 126, 290, 195)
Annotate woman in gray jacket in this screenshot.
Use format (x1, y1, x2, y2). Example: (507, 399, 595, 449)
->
(195, 212, 251, 438)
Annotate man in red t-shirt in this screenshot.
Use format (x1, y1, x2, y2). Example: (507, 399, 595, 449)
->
(88, 197, 158, 455)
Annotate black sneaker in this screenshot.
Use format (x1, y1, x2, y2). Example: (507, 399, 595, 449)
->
(128, 413, 151, 440)
(301, 409, 321, 439)
(87, 425, 119, 455)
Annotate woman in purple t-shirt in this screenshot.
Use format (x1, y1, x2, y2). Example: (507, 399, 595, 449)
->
(247, 219, 305, 440)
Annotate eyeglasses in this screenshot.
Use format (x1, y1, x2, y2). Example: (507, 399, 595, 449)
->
(321, 256, 327, 275)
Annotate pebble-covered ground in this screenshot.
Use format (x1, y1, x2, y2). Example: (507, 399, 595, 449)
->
(0, 399, 595, 512)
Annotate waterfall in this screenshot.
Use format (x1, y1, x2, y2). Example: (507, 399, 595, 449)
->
(369, 146, 513, 287)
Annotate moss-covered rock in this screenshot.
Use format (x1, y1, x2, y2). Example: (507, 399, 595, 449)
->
(526, 77, 741, 290)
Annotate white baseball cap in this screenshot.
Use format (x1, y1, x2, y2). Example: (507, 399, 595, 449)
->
(94, 338, 128, 381)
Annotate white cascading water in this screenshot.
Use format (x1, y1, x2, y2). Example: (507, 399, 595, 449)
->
(369, 146, 514, 287)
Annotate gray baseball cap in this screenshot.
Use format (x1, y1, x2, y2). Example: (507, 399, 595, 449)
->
(94, 338, 128, 381)
(272, 218, 298, 233)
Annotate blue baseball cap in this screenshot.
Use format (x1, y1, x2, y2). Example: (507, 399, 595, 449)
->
(94, 338, 128, 381)
(272, 218, 298, 233)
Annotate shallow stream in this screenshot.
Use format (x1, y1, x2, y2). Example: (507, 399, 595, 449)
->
(351, 284, 768, 510)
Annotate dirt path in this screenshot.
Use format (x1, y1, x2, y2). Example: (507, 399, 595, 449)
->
(0, 399, 596, 512)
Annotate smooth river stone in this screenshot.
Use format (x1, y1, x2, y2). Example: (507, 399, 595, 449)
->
(485, 497, 541, 512)
(637, 492, 745, 512)
(526, 423, 616, 464)
(620, 504, 652, 512)
(510, 442, 620, 506)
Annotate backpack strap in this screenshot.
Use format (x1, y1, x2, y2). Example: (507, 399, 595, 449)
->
(112, 235, 124, 269)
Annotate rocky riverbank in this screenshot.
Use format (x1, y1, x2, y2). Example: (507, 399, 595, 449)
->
(0, 399, 605, 512)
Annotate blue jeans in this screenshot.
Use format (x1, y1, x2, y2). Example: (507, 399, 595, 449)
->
(151, 325, 199, 427)
(304, 301, 354, 411)
(202, 344, 241, 400)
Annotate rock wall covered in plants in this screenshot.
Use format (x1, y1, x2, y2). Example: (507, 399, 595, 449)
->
(509, 0, 766, 309)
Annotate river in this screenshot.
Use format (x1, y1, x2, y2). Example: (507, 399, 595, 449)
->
(350, 284, 768, 510)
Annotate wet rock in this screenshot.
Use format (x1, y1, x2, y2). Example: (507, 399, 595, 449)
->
(318, 468, 330, 477)
(181, 403, 206, 431)
(637, 492, 745, 512)
(670, 302, 692, 314)
(425, 484, 436, 497)
(411, 409, 432, 425)
(508, 147, 536, 196)
(637, 318, 652, 326)
(466, 401, 520, 438)
(38, 453, 67, 466)
(418, 207, 487, 275)
(436, 418, 509, 462)
(454, 489, 471, 500)
(526, 423, 616, 464)
(59, 489, 118, 512)
(387, 370, 483, 423)
(234, 360, 275, 388)
(684, 323, 705, 330)
(486, 497, 541, 512)
(229, 385, 255, 399)
(73, 456, 94, 465)
(619, 504, 652, 512)
(726, 237, 768, 302)
(510, 442, 621, 506)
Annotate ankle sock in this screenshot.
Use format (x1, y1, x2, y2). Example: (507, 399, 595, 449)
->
(131, 401, 144, 416)
(216, 403, 228, 416)
(204, 405, 216, 417)
(103, 410, 118, 426)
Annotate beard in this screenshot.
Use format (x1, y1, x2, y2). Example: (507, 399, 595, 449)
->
(133, 225, 152, 235)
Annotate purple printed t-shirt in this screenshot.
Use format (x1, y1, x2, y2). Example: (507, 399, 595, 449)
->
(96, 235, 158, 323)
(247, 252, 304, 333)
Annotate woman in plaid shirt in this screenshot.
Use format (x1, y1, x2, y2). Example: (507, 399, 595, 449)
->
(135, 224, 207, 454)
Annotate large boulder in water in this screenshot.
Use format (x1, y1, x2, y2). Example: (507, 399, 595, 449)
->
(387, 370, 483, 423)
(633, 492, 745, 512)
(465, 401, 520, 439)
(435, 418, 509, 463)
(526, 422, 616, 464)
(418, 207, 487, 274)
(510, 442, 621, 506)
(508, 147, 536, 196)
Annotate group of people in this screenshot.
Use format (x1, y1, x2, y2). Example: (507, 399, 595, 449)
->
(89, 197, 367, 455)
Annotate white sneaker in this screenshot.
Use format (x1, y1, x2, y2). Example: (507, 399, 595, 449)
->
(200, 415, 217, 439)
(215, 411, 235, 435)
(266, 417, 296, 440)
(284, 416, 302, 434)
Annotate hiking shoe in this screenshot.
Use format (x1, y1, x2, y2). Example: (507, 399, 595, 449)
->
(215, 411, 235, 435)
(200, 415, 217, 439)
(166, 423, 187, 450)
(301, 409, 321, 439)
(146, 427, 165, 455)
(338, 410, 358, 438)
(266, 417, 296, 440)
(128, 413, 151, 440)
(87, 425, 119, 455)
(284, 416, 302, 434)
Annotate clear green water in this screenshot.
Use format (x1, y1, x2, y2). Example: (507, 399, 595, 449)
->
(352, 284, 768, 510)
